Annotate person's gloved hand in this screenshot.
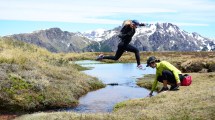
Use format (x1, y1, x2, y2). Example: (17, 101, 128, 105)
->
(139, 23, 152, 27)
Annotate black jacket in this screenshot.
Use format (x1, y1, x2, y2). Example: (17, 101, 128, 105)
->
(118, 25, 135, 45)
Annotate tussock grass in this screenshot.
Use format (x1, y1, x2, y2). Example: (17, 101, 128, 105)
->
(1, 37, 215, 119)
(0, 38, 104, 112)
(64, 51, 215, 72)
(59, 50, 215, 73)
(137, 74, 162, 91)
(15, 112, 126, 120)
(14, 50, 215, 119)
(15, 72, 215, 120)
(113, 72, 215, 120)
(82, 51, 215, 72)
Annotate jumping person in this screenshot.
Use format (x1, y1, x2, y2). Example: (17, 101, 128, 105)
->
(146, 56, 183, 97)
(96, 20, 147, 69)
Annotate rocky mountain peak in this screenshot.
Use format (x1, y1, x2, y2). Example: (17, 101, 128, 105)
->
(5, 27, 93, 53)
(3, 23, 215, 52)
(84, 23, 215, 52)
(46, 28, 62, 32)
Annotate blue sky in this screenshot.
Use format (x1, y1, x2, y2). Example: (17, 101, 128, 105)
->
(0, 0, 215, 39)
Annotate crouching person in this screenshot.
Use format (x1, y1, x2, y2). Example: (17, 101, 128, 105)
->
(146, 56, 183, 97)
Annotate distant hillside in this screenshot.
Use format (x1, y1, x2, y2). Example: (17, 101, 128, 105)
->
(4, 28, 95, 53)
(4, 23, 215, 52)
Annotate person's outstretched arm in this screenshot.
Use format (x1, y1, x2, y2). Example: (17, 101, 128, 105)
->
(139, 23, 147, 26)
(149, 75, 158, 97)
(140, 23, 152, 27)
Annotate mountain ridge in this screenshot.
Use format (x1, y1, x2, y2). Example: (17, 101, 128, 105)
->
(4, 23, 215, 52)
(84, 23, 215, 52)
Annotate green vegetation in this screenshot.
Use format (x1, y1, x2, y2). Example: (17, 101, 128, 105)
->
(65, 51, 215, 72)
(0, 38, 105, 112)
(15, 73, 215, 120)
(1, 37, 215, 119)
(136, 74, 162, 91)
(113, 72, 215, 120)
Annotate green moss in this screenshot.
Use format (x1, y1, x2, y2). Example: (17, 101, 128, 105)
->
(137, 74, 162, 91)
(4, 74, 45, 102)
(0, 74, 47, 111)
(71, 63, 91, 71)
(0, 57, 15, 64)
(114, 102, 127, 111)
(9, 74, 32, 88)
(24, 94, 45, 103)
(2, 74, 32, 96)
(87, 78, 105, 90)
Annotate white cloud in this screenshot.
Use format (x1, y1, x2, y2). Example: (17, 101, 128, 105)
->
(0, 0, 215, 26)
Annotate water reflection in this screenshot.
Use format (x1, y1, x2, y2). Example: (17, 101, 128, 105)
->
(68, 60, 156, 113)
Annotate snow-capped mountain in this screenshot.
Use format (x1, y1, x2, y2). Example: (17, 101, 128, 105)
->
(84, 23, 215, 52)
(82, 28, 120, 41)
(3, 23, 215, 53)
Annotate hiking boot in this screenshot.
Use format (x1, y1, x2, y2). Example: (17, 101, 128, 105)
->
(96, 54, 104, 61)
(159, 87, 169, 93)
(137, 64, 143, 69)
(170, 85, 179, 91)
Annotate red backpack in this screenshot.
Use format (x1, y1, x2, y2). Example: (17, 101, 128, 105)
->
(181, 74, 192, 86)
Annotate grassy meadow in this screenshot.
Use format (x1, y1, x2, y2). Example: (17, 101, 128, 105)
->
(0, 37, 215, 120)
(15, 72, 215, 120)
(0, 38, 105, 113)
(66, 51, 215, 73)
(15, 51, 215, 120)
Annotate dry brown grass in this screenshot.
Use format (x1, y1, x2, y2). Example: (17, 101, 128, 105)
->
(96, 51, 215, 72)
(15, 69, 215, 120)
(113, 72, 215, 120)
(0, 38, 105, 112)
(137, 74, 162, 91)
(64, 51, 215, 72)
(1, 38, 215, 119)
(97, 51, 215, 64)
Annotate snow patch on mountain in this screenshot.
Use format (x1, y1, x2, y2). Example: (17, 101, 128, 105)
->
(82, 23, 215, 52)
(83, 29, 118, 41)
(135, 24, 156, 36)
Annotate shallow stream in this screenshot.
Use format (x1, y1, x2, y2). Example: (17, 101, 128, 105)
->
(67, 60, 156, 113)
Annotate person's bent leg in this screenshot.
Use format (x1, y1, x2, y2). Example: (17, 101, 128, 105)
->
(103, 45, 124, 60)
(157, 76, 169, 92)
(162, 70, 179, 90)
(162, 70, 176, 84)
(163, 80, 168, 88)
(125, 44, 141, 66)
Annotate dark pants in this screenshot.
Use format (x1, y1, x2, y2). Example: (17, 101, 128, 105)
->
(103, 42, 140, 65)
(157, 70, 183, 85)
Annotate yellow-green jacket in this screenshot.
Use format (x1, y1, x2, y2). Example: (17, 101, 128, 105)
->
(151, 61, 182, 91)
